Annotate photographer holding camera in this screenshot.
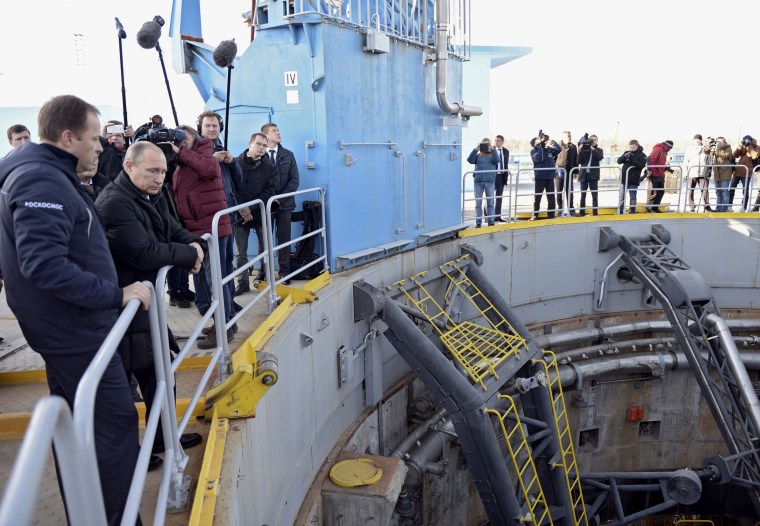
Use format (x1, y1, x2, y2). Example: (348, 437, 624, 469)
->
(617, 140, 647, 214)
(731, 135, 759, 212)
(167, 125, 237, 348)
(555, 130, 578, 215)
(705, 137, 733, 212)
(529, 131, 561, 220)
(467, 138, 499, 227)
(576, 133, 603, 216)
(684, 134, 713, 212)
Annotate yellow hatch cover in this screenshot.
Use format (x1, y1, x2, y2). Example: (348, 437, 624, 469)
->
(329, 458, 383, 488)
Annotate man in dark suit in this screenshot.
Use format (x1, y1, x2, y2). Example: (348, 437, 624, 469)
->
(96, 141, 206, 471)
(262, 123, 300, 285)
(492, 134, 510, 222)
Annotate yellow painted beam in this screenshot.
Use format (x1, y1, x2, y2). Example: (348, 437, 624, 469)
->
(0, 397, 206, 440)
(189, 408, 229, 526)
(0, 369, 47, 385)
(0, 357, 213, 386)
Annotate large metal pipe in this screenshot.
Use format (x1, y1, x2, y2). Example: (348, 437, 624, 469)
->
(391, 408, 448, 459)
(557, 335, 760, 364)
(434, 0, 482, 117)
(705, 314, 760, 439)
(554, 350, 760, 390)
(382, 298, 523, 523)
(403, 419, 456, 486)
(535, 319, 760, 350)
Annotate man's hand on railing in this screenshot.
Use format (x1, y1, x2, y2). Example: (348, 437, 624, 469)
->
(122, 282, 151, 310)
(239, 206, 253, 223)
(189, 242, 204, 274)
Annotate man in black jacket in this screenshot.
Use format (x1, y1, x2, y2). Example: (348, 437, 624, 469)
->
(0, 95, 151, 525)
(617, 140, 648, 214)
(262, 123, 300, 285)
(234, 132, 277, 293)
(96, 142, 206, 470)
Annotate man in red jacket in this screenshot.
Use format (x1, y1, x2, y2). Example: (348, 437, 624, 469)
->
(169, 126, 237, 348)
(647, 140, 674, 213)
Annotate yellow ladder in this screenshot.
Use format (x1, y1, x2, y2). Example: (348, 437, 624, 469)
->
(486, 395, 553, 525)
(534, 351, 588, 526)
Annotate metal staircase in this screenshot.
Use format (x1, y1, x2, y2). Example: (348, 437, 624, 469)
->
(353, 249, 588, 525)
(601, 225, 760, 513)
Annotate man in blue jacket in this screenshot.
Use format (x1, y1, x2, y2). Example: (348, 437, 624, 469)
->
(529, 134, 562, 220)
(0, 95, 151, 525)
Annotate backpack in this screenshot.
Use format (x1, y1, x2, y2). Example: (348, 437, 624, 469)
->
(290, 201, 323, 280)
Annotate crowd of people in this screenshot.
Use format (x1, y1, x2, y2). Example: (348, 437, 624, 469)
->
(467, 132, 760, 220)
(0, 95, 300, 524)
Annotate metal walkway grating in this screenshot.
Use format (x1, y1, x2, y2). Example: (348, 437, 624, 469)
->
(440, 321, 523, 390)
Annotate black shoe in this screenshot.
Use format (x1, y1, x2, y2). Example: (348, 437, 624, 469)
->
(178, 289, 195, 302)
(475, 224, 482, 228)
(278, 273, 291, 286)
(233, 301, 243, 313)
(234, 282, 250, 295)
(148, 454, 163, 472)
(152, 433, 203, 454)
(254, 270, 267, 282)
(494, 217, 505, 223)
(169, 294, 192, 308)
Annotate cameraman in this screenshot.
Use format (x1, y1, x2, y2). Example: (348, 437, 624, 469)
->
(167, 126, 237, 348)
(529, 133, 561, 220)
(577, 134, 604, 216)
(707, 137, 733, 212)
(731, 135, 759, 212)
(467, 138, 499, 227)
(555, 130, 578, 215)
(685, 134, 712, 212)
(646, 140, 673, 213)
(617, 140, 647, 214)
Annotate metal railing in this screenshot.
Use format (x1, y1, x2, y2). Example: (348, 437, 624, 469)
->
(461, 169, 510, 225)
(0, 282, 187, 526)
(264, 188, 329, 310)
(460, 160, 760, 222)
(513, 166, 563, 219)
(277, 0, 470, 59)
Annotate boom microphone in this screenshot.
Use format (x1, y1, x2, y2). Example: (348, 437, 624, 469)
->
(115, 17, 126, 39)
(136, 19, 162, 49)
(213, 39, 238, 68)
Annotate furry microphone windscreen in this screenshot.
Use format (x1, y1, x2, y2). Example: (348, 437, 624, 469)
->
(136, 20, 162, 49)
(213, 39, 238, 68)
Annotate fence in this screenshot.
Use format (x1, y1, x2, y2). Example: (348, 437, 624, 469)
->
(461, 161, 760, 224)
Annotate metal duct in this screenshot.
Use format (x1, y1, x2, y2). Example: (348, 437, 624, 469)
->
(434, 0, 482, 117)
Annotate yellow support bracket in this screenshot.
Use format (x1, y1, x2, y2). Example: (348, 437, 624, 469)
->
(204, 294, 293, 419)
(189, 407, 229, 526)
(254, 271, 332, 304)
(206, 271, 332, 418)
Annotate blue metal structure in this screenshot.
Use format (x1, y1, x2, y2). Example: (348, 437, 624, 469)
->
(168, 0, 525, 271)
